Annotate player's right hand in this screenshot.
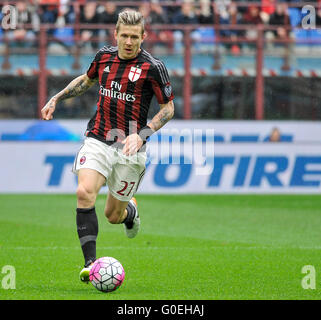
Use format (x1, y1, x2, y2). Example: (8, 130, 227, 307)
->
(41, 98, 56, 120)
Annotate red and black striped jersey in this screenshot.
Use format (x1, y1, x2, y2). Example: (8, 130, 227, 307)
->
(85, 45, 174, 145)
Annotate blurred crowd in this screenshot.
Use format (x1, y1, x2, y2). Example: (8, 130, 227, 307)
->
(1, 0, 321, 51)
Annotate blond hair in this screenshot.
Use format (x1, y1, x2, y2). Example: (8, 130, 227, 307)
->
(116, 10, 145, 34)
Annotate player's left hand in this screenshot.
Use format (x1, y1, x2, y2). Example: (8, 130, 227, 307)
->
(121, 133, 143, 156)
(41, 98, 56, 120)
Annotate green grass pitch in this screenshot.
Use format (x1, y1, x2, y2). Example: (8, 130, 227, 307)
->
(0, 194, 321, 300)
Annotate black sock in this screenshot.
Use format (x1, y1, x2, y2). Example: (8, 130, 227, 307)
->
(76, 207, 98, 267)
(122, 201, 136, 229)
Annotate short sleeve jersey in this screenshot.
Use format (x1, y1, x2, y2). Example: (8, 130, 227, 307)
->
(85, 46, 174, 144)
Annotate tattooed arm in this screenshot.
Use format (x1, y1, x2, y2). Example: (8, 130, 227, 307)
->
(147, 100, 175, 132)
(41, 74, 97, 120)
(122, 100, 174, 156)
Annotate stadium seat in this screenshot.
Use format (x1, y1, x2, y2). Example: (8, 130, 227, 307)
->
(192, 27, 216, 51)
(288, 8, 302, 27)
(195, 27, 216, 44)
(289, 7, 310, 47)
(53, 27, 74, 46)
(293, 29, 309, 46)
(294, 29, 321, 47)
(309, 29, 321, 46)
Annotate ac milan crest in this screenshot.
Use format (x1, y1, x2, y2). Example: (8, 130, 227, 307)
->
(128, 66, 142, 82)
(80, 156, 86, 165)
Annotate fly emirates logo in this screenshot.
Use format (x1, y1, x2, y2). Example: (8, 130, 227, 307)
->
(99, 81, 136, 102)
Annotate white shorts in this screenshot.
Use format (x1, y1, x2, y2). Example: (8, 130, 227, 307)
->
(72, 137, 146, 201)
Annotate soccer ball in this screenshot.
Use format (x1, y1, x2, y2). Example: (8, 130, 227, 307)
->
(89, 257, 125, 292)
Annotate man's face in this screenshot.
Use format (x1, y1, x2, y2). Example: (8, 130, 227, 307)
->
(115, 24, 146, 60)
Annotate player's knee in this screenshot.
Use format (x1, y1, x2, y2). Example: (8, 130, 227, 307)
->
(76, 184, 96, 205)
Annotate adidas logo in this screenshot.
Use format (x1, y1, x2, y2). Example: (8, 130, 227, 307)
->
(104, 66, 110, 73)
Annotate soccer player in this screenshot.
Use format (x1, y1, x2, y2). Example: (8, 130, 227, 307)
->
(41, 10, 174, 282)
